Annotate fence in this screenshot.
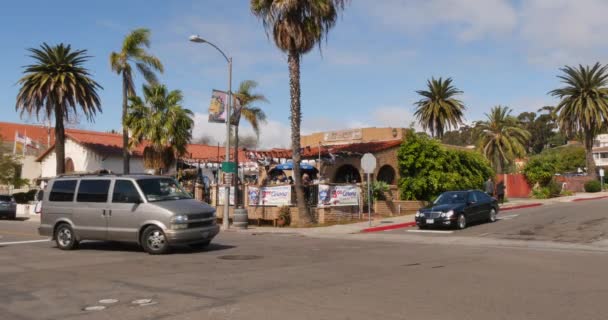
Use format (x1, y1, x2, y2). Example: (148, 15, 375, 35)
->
(495, 174, 532, 198)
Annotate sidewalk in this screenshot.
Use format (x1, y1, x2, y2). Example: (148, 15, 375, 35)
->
(232, 191, 608, 236)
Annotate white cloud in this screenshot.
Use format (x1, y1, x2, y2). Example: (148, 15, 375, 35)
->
(519, 0, 608, 66)
(192, 113, 290, 149)
(371, 106, 420, 129)
(359, 0, 517, 41)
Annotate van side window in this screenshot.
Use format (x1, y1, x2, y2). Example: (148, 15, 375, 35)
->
(112, 180, 141, 203)
(77, 180, 111, 203)
(49, 180, 77, 202)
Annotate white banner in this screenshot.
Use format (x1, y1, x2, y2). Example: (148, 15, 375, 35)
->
(248, 185, 291, 206)
(217, 187, 235, 205)
(318, 184, 359, 207)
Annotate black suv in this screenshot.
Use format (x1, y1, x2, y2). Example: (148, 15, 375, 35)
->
(415, 190, 499, 230)
(0, 195, 17, 220)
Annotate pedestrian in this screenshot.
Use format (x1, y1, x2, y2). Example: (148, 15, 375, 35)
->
(484, 177, 495, 197)
(288, 176, 294, 184)
(496, 180, 506, 204)
(302, 173, 311, 186)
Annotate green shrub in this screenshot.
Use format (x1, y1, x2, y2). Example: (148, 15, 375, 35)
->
(584, 180, 601, 193)
(530, 187, 550, 199)
(523, 157, 555, 187)
(397, 130, 494, 201)
(547, 181, 562, 197)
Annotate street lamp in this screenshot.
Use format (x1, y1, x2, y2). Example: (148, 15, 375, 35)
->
(190, 34, 233, 230)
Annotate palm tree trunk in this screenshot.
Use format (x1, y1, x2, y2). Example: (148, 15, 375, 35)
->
(55, 106, 66, 175)
(288, 51, 311, 226)
(585, 133, 597, 178)
(122, 74, 130, 174)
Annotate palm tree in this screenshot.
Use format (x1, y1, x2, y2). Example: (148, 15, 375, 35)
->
(110, 28, 164, 174)
(234, 80, 268, 139)
(251, 0, 348, 225)
(414, 77, 466, 139)
(16, 43, 102, 174)
(125, 84, 194, 174)
(475, 106, 531, 173)
(549, 63, 608, 178)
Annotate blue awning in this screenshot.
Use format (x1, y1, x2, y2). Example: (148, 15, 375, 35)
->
(274, 161, 316, 170)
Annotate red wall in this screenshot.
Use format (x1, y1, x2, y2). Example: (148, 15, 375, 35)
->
(495, 173, 532, 198)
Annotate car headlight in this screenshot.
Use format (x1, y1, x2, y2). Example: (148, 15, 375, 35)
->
(415, 211, 422, 217)
(445, 210, 454, 218)
(172, 215, 188, 223)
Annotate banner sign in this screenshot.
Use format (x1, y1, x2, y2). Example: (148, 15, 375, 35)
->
(218, 187, 235, 205)
(318, 184, 359, 207)
(208, 89, 242, 125)
(248, 185, 291, 206)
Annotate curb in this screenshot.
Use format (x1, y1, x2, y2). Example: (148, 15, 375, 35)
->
(572, 196, 608, 202)
(500, 203, 543, 211)
(360, 221, 417, 233)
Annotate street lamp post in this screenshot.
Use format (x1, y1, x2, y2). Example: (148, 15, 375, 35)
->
(190, 35, 232, 230)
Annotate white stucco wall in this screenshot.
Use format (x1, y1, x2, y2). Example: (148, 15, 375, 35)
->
(20, 155, 41, 184)
(102, 157, 147, 174)
(40, 139, 102, 177)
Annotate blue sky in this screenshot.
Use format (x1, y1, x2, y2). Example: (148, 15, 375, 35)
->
(2, 0, 608, 148)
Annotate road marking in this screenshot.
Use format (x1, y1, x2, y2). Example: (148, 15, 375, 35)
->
(0, 230, 46, 237)
(0, 239, 51, 246)
(498, 214, 519, 220)
(407, 230, 454, 234)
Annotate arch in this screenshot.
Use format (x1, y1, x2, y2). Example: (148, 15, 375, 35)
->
(65, 158, 75, 173)
(333, 164, 361, 183)
(377, 165, 396, 184)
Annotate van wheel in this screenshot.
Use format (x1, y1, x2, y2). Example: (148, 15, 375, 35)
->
(142, 226, 170, 255)
(55, 224, 78, 250)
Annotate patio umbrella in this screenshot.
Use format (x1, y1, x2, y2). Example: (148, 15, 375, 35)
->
(274, 161, 315, 170)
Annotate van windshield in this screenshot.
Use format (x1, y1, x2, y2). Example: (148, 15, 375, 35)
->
(136, 178, 192, 202)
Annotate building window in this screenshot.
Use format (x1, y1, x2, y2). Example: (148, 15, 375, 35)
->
(377, 165, 396, 185)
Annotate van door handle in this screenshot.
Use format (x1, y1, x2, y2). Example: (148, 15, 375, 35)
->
(108, 210, 112, 216)
(102, 209, 106, 216)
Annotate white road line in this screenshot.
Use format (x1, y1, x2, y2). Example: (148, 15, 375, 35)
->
(0, 239, 51, 246)
(498, 214, 519, 220)
(407, 230, 454, 234)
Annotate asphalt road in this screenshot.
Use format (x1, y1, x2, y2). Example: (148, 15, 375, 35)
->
(388, 198, 608, 243)
(1, 201, 608, 320)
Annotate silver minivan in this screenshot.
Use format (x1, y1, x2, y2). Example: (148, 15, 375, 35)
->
(38, 174, 220, 254)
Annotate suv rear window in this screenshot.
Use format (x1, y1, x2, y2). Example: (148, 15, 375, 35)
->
(49, 180, 78, 202)
(77, 180, 111, 203)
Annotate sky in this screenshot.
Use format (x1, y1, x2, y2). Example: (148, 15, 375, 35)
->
(2, 0, 608, 148)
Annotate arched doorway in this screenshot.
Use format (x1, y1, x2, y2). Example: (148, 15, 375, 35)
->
(65, 158, 75, 173)
(377, 165, 396, 184)
(333, 164, 361, 183)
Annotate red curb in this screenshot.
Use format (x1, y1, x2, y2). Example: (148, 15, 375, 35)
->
(572, 196, 608, 202)
(500, 203, 542, 211)
(361, 221, 417, 233)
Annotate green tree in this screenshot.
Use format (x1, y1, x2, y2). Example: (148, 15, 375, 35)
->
(397, 130, 493, 201)
(475, 106, 531, 173)
(234, 80, 268, 139)
(549, 63, 608, 178)
(441, 125, 475, 146)
(126, 84, 194, 174)
(111, 28, 164, 174)
(16, 43, 102, 175)
(414, 77, 466, 139)
(251, 0, 348, 225)
(0, 136, 28, 187)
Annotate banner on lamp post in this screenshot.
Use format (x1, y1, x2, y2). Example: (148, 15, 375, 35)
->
(208, 89, 242, 125)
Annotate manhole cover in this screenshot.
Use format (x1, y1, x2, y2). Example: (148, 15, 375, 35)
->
(218, 255, 262, 260)
(99, 299, 118, 304)
(83, 306, 106, 311)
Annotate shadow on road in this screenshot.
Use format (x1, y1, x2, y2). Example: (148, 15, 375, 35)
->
(74, 241, 236, 254)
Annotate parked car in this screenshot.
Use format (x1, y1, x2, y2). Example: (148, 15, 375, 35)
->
(38, 174, 219, 254)
(0, 195, 17, 219)
(415, 190, 499, 230)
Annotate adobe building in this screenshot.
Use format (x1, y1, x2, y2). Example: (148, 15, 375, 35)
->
(300, 127, 406, 147)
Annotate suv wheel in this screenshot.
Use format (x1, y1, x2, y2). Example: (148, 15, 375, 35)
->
(457, 214, 467, 230)
(488, 209, 497, 223)
(142, 226, 170, 255)
(55, 224, 78, 250)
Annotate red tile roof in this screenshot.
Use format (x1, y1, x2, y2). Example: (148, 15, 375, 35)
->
(0, 121, 57, 147)
(252, 140, 403, 159)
